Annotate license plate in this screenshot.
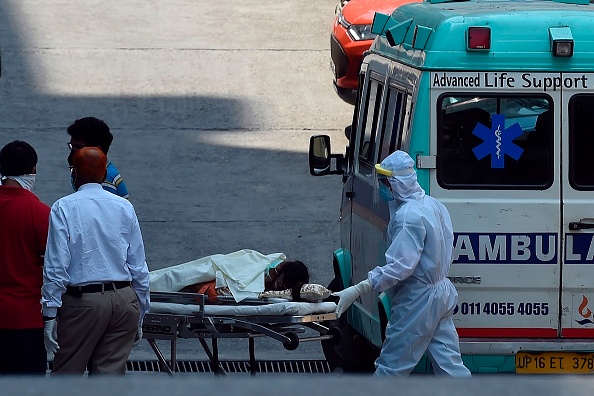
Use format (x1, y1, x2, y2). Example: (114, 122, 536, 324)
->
(516, 351, 594, 374)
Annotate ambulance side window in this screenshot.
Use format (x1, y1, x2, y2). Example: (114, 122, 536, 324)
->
(569, 95, 594, 190)
(358, 79, 383, 175)
(379, 86, 407, 162)
(437, 94, 553, 189)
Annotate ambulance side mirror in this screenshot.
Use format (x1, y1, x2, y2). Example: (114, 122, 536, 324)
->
(309, 135, 345, 176)
(344, 125, 352, 140)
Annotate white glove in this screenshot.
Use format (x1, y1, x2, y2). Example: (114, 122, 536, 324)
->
(43, 319, 60, 354)
(332, 279, 373, 317)
(133, 327, 143, 347)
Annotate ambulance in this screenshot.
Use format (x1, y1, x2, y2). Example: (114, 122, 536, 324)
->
(310, 0, 594, 374)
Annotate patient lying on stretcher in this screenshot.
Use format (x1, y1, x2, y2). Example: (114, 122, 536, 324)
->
(149, 249, 331, 303)
(180, 260, 309, 302)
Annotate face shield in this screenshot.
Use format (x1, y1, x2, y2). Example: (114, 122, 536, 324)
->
(375, 151, 425, 202)
(377, 174, 394, 202)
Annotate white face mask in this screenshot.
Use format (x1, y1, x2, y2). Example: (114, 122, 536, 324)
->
(3, 174, 36, 191)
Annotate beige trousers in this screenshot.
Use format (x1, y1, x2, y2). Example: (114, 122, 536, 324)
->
(52, 286, 139, 375)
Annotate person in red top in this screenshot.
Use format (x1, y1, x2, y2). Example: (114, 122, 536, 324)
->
(0, 140, 50, 375)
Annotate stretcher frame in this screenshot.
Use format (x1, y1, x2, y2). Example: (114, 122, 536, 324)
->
(141, 291, 338, 376)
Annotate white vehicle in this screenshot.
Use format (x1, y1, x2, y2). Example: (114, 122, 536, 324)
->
(310, 0, 594, 374)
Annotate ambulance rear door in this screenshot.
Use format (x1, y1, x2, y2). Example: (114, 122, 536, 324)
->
(430, 71, 561, 338)
(560, 73, 594, 338)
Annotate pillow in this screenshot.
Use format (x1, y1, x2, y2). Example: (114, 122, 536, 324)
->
(299, 283, 332, 301)
(259, 283, 332, 302)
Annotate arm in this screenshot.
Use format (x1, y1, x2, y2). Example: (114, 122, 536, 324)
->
(41, 204, 71, 318)
(102, 163, 130, 199)
(114, 176, 129, 200)
(35, 203, 50, 265)
(334, 209, 426, 317)
(127, 213, 150, 323)
(368, 207, 426, 292)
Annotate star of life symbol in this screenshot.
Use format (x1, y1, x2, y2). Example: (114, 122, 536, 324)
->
(472, 114, 524, 168)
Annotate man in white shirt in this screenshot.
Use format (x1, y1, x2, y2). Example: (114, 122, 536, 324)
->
(41, 147, 150, 375)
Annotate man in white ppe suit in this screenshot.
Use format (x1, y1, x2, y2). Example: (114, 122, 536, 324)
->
(333, 150, 471, 377)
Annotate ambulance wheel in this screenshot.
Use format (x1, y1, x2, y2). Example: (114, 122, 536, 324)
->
(321, 277, 379, 373)
(326, 326, 342, 345)
(283, 332, 299, 351)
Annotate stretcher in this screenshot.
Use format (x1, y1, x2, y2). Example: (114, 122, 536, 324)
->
(141, 291, 339, 375)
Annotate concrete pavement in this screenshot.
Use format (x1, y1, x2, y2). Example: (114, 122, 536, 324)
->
(0, 0, 351, 361)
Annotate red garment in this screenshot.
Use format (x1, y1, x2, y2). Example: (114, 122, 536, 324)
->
(0, 186, 50, 329)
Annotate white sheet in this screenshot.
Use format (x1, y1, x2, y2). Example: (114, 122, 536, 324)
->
(149, 250, 286, 302)
(150, 301, 337, 316)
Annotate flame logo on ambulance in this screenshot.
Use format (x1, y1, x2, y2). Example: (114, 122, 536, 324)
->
(576, 295, 594, 325)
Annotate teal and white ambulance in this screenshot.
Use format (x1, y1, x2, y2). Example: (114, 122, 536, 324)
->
(310, 0, 594, 374)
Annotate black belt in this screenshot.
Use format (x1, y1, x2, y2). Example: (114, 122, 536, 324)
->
(66, 281, 131, 296)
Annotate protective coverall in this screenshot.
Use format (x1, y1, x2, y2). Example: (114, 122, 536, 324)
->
(334, 150, 471, 377)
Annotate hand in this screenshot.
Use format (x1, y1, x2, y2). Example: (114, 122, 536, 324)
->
(332, 279, 372, 317)
(133, 327, 143, 347)
(43, 319, 60, 354)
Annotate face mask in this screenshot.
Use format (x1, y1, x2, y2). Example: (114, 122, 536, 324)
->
(5, 174, 36, 192)
(379, 183, 394, 202)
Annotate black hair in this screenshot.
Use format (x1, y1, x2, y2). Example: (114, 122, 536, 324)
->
(0, 140, 38, 176)
(67, 117, 113, 154)
(279, 260, 310, 301)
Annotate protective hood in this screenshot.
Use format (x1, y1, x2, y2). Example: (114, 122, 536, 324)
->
(376, 150, 425, 202)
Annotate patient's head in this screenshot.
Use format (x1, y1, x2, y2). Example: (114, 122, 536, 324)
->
(266, 260, 310, 301)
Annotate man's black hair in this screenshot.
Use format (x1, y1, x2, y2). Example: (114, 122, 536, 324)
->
(0, 140, 38, 176)
(67, 117, 113, 154)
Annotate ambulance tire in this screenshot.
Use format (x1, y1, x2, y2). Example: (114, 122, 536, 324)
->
(325, 326, 342, 345)
(321, 277, 378, 373)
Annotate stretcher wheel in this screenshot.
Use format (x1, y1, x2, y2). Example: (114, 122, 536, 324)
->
(326, 327, 342, 345)
(283, 332, 300, 351)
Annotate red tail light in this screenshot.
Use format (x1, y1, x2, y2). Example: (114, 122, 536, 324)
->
(467, 26, 491, 51)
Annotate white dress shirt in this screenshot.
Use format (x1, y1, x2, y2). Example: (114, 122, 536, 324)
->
(42, 183, 150, 321)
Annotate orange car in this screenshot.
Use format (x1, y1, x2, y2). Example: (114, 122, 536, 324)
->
(330, 0, 420, 105)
